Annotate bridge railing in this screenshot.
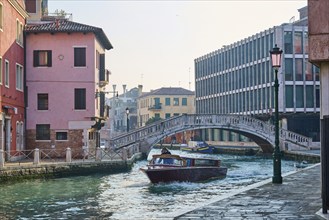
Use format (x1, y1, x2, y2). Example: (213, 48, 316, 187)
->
(109, 114, 313, 150)
(1, 145, 141, 166)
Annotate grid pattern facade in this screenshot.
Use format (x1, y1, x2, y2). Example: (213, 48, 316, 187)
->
(195, 24, 320, 116)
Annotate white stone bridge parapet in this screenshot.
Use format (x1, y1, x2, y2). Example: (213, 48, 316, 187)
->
(109, 114, 313, 154)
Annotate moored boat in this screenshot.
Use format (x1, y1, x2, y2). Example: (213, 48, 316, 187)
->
(180, 141, 215, 154)
(140, 154, 227, 184)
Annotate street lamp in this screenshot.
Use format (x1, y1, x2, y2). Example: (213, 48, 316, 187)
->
(270, 44, 283, 184)
(126, 107, 130, 132)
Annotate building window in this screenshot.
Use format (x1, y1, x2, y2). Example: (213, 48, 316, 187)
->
(313, 65, 320, 81)
(38, 94, 48, 110)
(74, 47, 86, 67)
(0, 3, 3, 30)
(33, 50, 52, 67)
(16, 20, 23, 45)
(305, 59, 313, 81)
(316, 85, 320, 108)
(306, 85, 314, 108)
(296, 85, 304, 108)
(295, 58, 303, 81)
(173, 98, 179, 106)
(16, 64, 23, 91)
(36, 124, 50, 140)
(74, 88, 86, 110)
(284, 58, 293, 81)
(304, 32, 308, 53)
(173, 113, 179, 116)
(165, 97, 170, 106)
(155, 113, 160, 119)
(182, 98, 187, 106)
(5, 60, 9, 87)
(0, 57, 2, 84)
(284, 31, 293, 54)
(154, 97, 160, 107)
(25, 0, 36, 13)
(56, 131, 68, 140)
(294, 32, 303, 54)
(165, 113, 170, 119)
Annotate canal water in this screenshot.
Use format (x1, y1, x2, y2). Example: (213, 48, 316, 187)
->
(0, 149, 302, 219)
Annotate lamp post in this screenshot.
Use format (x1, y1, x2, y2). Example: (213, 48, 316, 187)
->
(270, 44, 283, 184)
(126, 107, 130, 132)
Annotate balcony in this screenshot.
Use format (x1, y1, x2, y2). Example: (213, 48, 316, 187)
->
(99, 69, 110, 87)
(41, 12, 73, 21)
(148, 104, 162, 111)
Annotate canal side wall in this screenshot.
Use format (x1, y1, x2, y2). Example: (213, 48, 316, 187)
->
(283, 151, 320, 163)
(0, 153, 145, 183)
(154, 143, 320, 162)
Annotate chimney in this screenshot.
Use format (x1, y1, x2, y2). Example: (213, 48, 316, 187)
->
(138, 85, 143, 96)
(123, 85, 127, 98)
(112, 84, 116, 97)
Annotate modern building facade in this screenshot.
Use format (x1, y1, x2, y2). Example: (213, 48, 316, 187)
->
(195, 6, 320, 142)
(0, 0, 28, 155)
(24, 18, 113, 153)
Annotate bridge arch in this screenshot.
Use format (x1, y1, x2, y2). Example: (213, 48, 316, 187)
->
(109, 114, 312, 154)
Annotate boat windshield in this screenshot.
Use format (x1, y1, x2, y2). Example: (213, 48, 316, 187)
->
(153, 157, 183, 166)
(196, 142, 208, 147)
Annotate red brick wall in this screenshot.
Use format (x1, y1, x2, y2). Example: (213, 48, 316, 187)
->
(26, 129, 84, 157)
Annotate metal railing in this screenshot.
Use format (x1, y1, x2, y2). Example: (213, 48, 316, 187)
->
(1, 144, 141, 167)
(109, 114, 313, 150)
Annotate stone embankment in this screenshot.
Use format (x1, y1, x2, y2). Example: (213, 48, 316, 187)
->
(0, 146, 145, 183)
(0, 142, 320, 184)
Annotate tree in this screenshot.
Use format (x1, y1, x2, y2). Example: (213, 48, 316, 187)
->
(145, 116, 162, 125)
(54, 9, 66, 17)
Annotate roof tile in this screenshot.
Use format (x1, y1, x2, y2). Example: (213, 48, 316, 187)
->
(25, 20, 113, 50)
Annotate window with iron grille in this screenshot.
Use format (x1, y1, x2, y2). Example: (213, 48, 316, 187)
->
(38, 93, 48, 110)
(74, 47, 86, 67)
(36, 124, 50, 140)
(56, 131, 68, 140)
(74, 88, 86, 110)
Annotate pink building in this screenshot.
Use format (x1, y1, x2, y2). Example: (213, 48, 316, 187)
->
(25, 19, 113, 153)
(0, 0, 28, 155)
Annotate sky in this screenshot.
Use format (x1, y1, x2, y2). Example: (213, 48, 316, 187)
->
(48, 0, 307, 94)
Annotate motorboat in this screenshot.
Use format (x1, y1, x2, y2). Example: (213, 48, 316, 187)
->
(140, 154, 227, 184)
(180, 141, 215, 154)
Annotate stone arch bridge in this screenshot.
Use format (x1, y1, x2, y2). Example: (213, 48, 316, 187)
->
(109, 114, 313, 154)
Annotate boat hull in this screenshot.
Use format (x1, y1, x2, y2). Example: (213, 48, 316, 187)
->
(140, 166, 227, 184)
